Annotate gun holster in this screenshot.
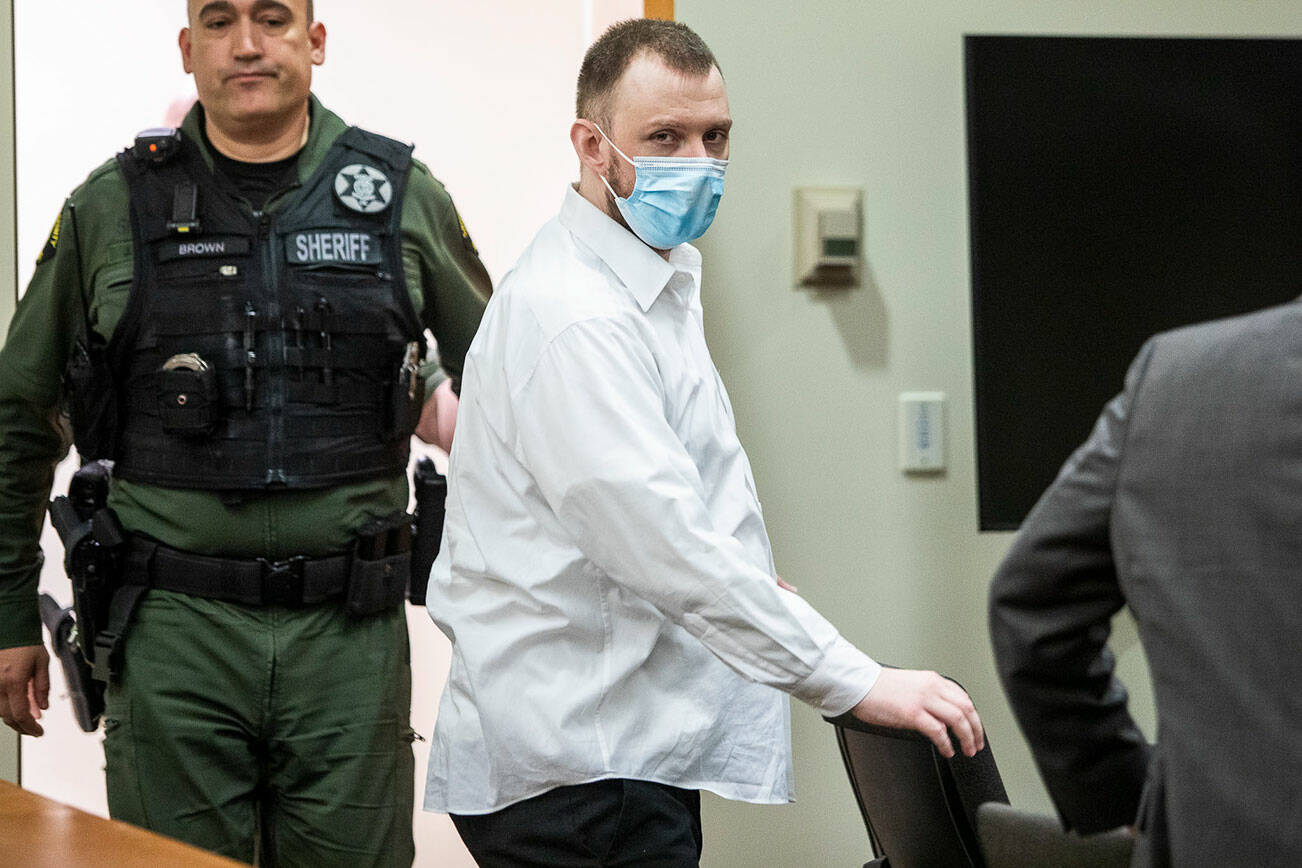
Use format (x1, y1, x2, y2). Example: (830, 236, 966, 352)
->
(38, 594, 102, 733)
(346, 511, 412, 617)
(46, 460, 131, 731)
(408, 457, 447, 607)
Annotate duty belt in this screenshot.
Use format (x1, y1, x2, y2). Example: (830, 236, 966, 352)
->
(123, 537, 350, 606)
(91, 516, 412, 684)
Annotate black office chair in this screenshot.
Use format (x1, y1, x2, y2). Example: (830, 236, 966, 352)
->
(826, 685, 1137, 868)
(825, 709, 1009, 868)
(975, 802, 1133, 868)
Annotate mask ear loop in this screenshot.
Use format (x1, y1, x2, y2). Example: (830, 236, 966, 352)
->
(591, 122, 637, 167)
(591, 121, 637, 203)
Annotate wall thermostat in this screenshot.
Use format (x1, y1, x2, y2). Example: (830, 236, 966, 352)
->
(793, 186, 862, 288)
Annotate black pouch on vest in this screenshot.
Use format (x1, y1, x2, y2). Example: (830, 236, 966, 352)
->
(157, 354, 220, 435)
(347, 511, 413, 616)
(66, 335, 119, 460)
(390, 342, 424, 439)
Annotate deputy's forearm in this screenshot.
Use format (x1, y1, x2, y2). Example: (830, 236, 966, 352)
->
(0, 390, 65, 648)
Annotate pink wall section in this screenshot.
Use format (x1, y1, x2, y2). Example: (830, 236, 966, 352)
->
(593, 0, 646, 35)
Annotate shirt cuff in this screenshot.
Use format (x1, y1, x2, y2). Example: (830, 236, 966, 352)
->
(420, 361, 448, 403)
(0, 590, 43, 650)
(791, 635, 882, 716)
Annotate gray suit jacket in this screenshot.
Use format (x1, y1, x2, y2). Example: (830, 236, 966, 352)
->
(990, 300, 1302, 867)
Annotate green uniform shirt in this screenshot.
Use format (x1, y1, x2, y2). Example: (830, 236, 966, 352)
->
(0, 96, 491, 649)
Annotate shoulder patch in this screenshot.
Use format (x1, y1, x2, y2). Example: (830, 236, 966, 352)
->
(455, 209, 479, 256)
(35, 213, 61, 266)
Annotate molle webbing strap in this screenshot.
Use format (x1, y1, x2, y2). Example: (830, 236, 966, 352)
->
(121, 537, 351, 607)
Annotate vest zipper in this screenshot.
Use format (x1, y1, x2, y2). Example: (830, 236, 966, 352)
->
(254, 209, 288, 484)
(243, 303, 257, 412)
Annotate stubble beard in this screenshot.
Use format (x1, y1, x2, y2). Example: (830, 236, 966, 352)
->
(603, 160, 636, 235)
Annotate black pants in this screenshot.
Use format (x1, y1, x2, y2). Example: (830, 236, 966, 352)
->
(451, 779, 703, 867)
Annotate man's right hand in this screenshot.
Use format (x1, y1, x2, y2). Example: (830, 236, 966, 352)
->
(849, 668, 984, 759)
(0, 644, 51, 736)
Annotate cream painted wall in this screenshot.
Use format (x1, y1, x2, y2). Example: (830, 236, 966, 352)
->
(0, 0, 14, 789)
(676, 1, 1302, 866)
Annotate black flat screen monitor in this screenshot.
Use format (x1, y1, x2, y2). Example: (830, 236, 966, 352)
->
(966, 35, 1302, 531)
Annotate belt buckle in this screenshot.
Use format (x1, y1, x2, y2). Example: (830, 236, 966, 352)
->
(259, 556, 306, 605)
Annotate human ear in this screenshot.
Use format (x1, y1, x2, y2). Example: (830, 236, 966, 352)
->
(570, 119, 607, 175)
(308, 20, 326, 65)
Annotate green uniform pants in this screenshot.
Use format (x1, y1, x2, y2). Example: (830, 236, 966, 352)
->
(102, 589, 416, 867)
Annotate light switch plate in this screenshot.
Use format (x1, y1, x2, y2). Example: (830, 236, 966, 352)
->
(899, 392, 946, 473)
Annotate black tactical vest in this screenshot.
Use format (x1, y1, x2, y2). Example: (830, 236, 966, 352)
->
(107, 127, 426, 490)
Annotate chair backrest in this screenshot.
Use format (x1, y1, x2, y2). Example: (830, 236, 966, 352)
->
(826, 711, 1010, 868)
(976, 802, 1134, 868)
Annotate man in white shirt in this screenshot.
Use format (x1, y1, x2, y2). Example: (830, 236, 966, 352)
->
(423, 19, 984, 866)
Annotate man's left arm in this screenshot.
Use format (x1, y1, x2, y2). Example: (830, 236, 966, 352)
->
(989, 340, 1157, 834)
(401, 162, 491, 445)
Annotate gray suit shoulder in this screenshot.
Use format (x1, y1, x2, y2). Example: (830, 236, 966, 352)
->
(1145, 296, 1302, 367)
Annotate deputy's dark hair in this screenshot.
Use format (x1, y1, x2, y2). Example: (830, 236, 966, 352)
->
(577, 19, 719, 128)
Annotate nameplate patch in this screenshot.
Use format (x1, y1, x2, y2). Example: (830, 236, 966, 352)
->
(157, 237, 251, 262)
(287, 230, 383, 266)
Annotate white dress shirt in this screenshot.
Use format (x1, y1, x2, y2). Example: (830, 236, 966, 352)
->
(423, 186, 882, 815)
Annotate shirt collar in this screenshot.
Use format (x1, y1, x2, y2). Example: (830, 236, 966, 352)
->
(559, 185, 686, 312)
(181, 93, 345, 187)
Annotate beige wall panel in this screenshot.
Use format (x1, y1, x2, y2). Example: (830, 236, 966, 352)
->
(675, 1, 1302, 865)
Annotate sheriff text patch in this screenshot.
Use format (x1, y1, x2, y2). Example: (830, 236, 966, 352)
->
(287, 230, 383, 266)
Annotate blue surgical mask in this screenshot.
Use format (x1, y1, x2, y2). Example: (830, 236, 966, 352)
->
(595, 124, 728, 250)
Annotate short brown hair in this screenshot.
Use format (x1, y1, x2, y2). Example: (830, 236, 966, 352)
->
(576, 19, 719, 127)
